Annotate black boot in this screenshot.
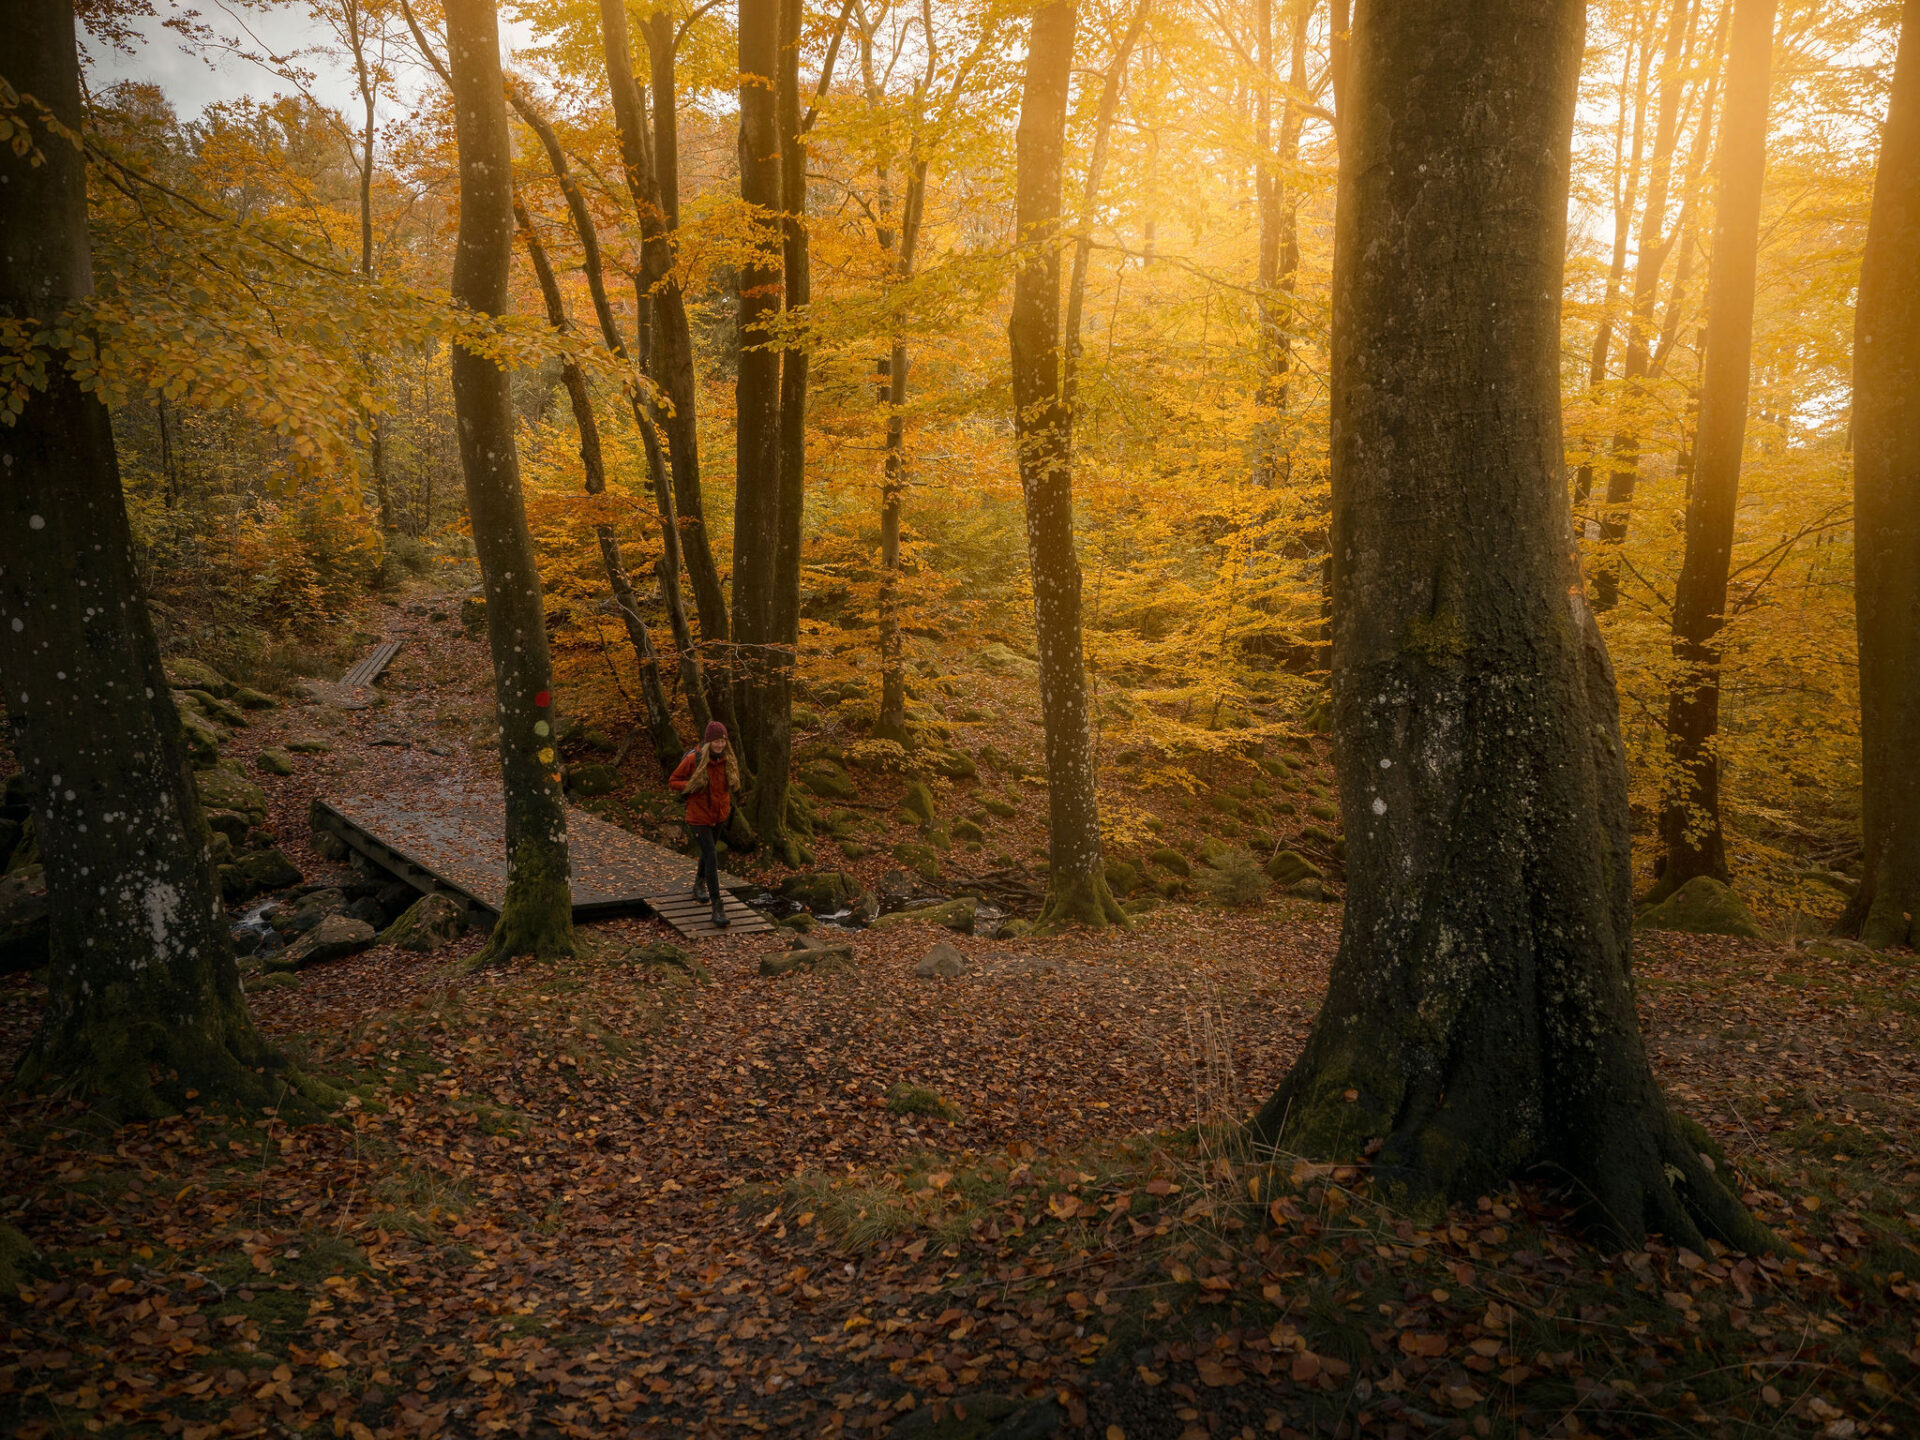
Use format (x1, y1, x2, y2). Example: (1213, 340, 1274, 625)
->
(693, 880, 710, 904)
(710, 897, 731, 928)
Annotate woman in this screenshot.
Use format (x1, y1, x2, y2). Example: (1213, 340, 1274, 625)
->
(668, 720, 739, 928)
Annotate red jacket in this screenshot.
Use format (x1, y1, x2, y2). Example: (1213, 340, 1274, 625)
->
(668, 747, 732, 827)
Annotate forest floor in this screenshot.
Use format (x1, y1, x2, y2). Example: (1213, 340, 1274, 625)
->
(3, 589, 1919, 1439)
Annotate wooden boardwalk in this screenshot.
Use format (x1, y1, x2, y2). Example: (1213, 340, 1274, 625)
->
(313, 785, 772, 938)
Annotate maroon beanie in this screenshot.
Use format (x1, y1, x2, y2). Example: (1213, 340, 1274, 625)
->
(705, 720, 728, 743)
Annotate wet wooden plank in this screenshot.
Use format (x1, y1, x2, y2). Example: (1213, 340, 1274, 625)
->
(340, 639, 404, 690)
(314, 784, 761, 936)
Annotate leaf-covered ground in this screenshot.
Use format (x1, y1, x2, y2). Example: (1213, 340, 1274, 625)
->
(3, 596, 1918, 1438)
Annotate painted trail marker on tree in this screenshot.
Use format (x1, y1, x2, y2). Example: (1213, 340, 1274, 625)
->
(313, 784, 772, 938)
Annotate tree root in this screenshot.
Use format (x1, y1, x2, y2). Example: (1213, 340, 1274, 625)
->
(468, 873, 574, 968)
(1033, 867, 1129, 934)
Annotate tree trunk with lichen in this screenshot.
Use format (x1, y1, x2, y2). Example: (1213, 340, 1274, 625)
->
(1250, 0, 1767, 1253)
(1011, 0, 1126, 932)
(446, 0, 573, 964)
(513, 197, 684, 772)
(0, 0, 301, 1117)
(1845, 0, 1920, 949)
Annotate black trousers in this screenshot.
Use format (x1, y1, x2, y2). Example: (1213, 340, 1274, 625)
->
(691, 824, 720, 900)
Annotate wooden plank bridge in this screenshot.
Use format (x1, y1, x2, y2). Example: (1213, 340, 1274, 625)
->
(313, 785, 772, 939)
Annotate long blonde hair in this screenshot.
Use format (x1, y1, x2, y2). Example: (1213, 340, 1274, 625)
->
(682, 740, 740, 795)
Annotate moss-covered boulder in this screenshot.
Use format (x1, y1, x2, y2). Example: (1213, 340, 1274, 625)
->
(182, 689, 247, 728)
(379, 892, 467, 952)
(799, 759, 857, 799)
(1148, 847, 1190, 878)
(902, 781, 937, 823)
(871, 898, 975, 935)
(228, 848, 301, 898)
(256, 747, 296, 776)
(980, 796, 1018, 818)
(196, 763, 269, 826)
(269, 914, 376, 970)
(179, 708, 225, 768)
(1103, 858, 1139, 896)
(891, 841, 941, 882)
(285, 735, 331, 754)
(164, 656, 235, 697)
(232, 685, 278, 711)
(566, 762, 620, 797)
(778, 870, 868, 914)
(977, 642, 1037, 676)
(1266, 849, 1322, 886)
(920, 748, 978, 781)
(1636, 876, 1763, 939)
(952, 818, 984, 843)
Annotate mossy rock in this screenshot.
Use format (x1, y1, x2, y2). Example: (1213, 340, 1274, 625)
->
(164, 656, 235, 697)
(1147, 847, 1191, 878)
(777, 911, 815, 933)
(1198, 837, 1232, 866)
(1297, 824, 1336, 850)
(980, 796, 1017, 818)
(902, 781, 937, 823)
(870, 898, 975, 935)
(800, 759, 857, 799)
(1636, 876, 1763, 939)
(977, 643, 1036, 676)
(1308, 801, 1338, 822)
(1266, 849, 1322, 886)
(285, 736, 331, 754)
(920, 748, 978, 781)
(952, 819, 985, 843)
(995, 918, 1034, 940)
(182, 688, 248, 728)
(379, 893, 467, 952)
(256, 747, 296, 776)
(891, 841, 941, 882)
(1103, 858, 1139, 896)
(778, 870, 868, 914)
(1208, 793, 1243, 817)
(204, 808, 252, 845)
(232, 686, 278, 711)
(179, 709, 225, 767)
(566, 762, 620, 797)
(232, 847, 301, 894)
(243, 970, 301, 994)
(837, 839, 870, 860)
(196, 763, 269, 826)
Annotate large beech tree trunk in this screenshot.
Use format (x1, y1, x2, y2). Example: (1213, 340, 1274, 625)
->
(732, 0, 785, 778)
(1012, 0, 1126, 931)
(735, 0, 815, 862)
(1845, 0, 1920, 948)
(1250, 0, 1765, 1253)
(0, 0, 291, 1116)
(1655, 0, 1777, 898)
(600, 0, 737, 736)
(513, 199, 685, 771)
(446, 0, 573, 963)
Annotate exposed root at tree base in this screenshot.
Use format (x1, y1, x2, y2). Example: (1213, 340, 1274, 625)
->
(1249, 1064, 1775, 1254)
(467, 879, 574, 969)
(1033, 870, 1129, 934)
